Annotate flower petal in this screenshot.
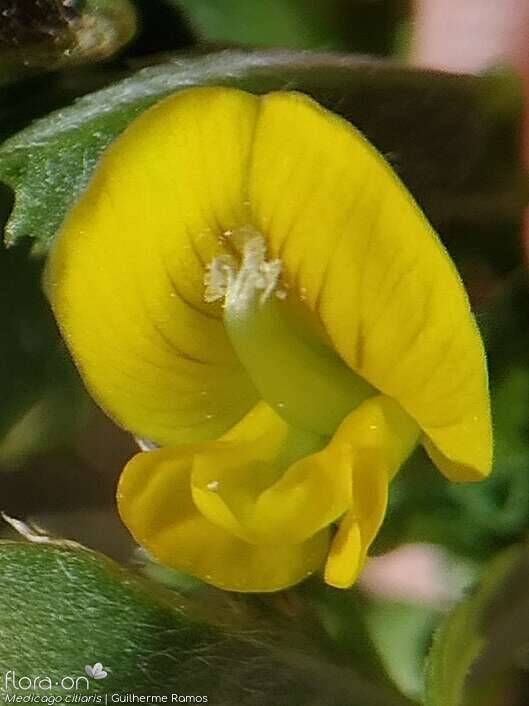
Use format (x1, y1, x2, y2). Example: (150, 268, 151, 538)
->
(47, 88, 262, 446)
(117, 442, 329, 592)
(324, 466, 388, 589)
(193, 395, 416, 551)
(324, 511, 363, 589)
(324, 450, 390, 589)
(248, 91, 492, 481)
(191, 402, 350, 544)
(324, 400, 401, 588)
(48, 86, 491, 481)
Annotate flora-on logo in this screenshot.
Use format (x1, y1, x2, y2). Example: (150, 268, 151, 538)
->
(85, 663, 108, 680)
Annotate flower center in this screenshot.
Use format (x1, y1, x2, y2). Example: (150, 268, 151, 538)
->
(204, 229, 375, 436)
(205, 232, 285, 309)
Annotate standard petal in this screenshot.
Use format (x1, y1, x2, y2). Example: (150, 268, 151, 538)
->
(117, 443, 329, 592)
(47, 87, 262, 446)
(248, 91, 492, 481)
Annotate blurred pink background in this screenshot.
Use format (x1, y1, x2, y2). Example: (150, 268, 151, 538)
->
(414, 0, 529, 259)
(362, 1, 529, 604)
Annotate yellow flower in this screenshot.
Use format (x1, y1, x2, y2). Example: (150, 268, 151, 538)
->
(46, 87, 492, 592)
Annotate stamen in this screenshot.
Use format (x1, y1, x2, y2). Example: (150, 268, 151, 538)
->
(203, 230, 374, 436)
(204, 232, 284, 310)
(204, 254, 236, 303)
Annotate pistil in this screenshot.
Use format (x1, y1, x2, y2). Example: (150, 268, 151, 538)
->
(204, 229, 375, 436)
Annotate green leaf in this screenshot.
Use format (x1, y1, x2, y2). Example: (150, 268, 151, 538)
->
(0, 239, 88, 466)
(424, 545, 522, 706)
(368, 601, 441, 701)
(170, 0, 353, 50)
(0, 51, 525, 266)
(168, 0, 405, 54)
(0, 540, 413, 704)
(138, 558, 410, 701)
(0, 343, 90, 468)
(0, 0, 137, 85)
(0, 184, 89, 465)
